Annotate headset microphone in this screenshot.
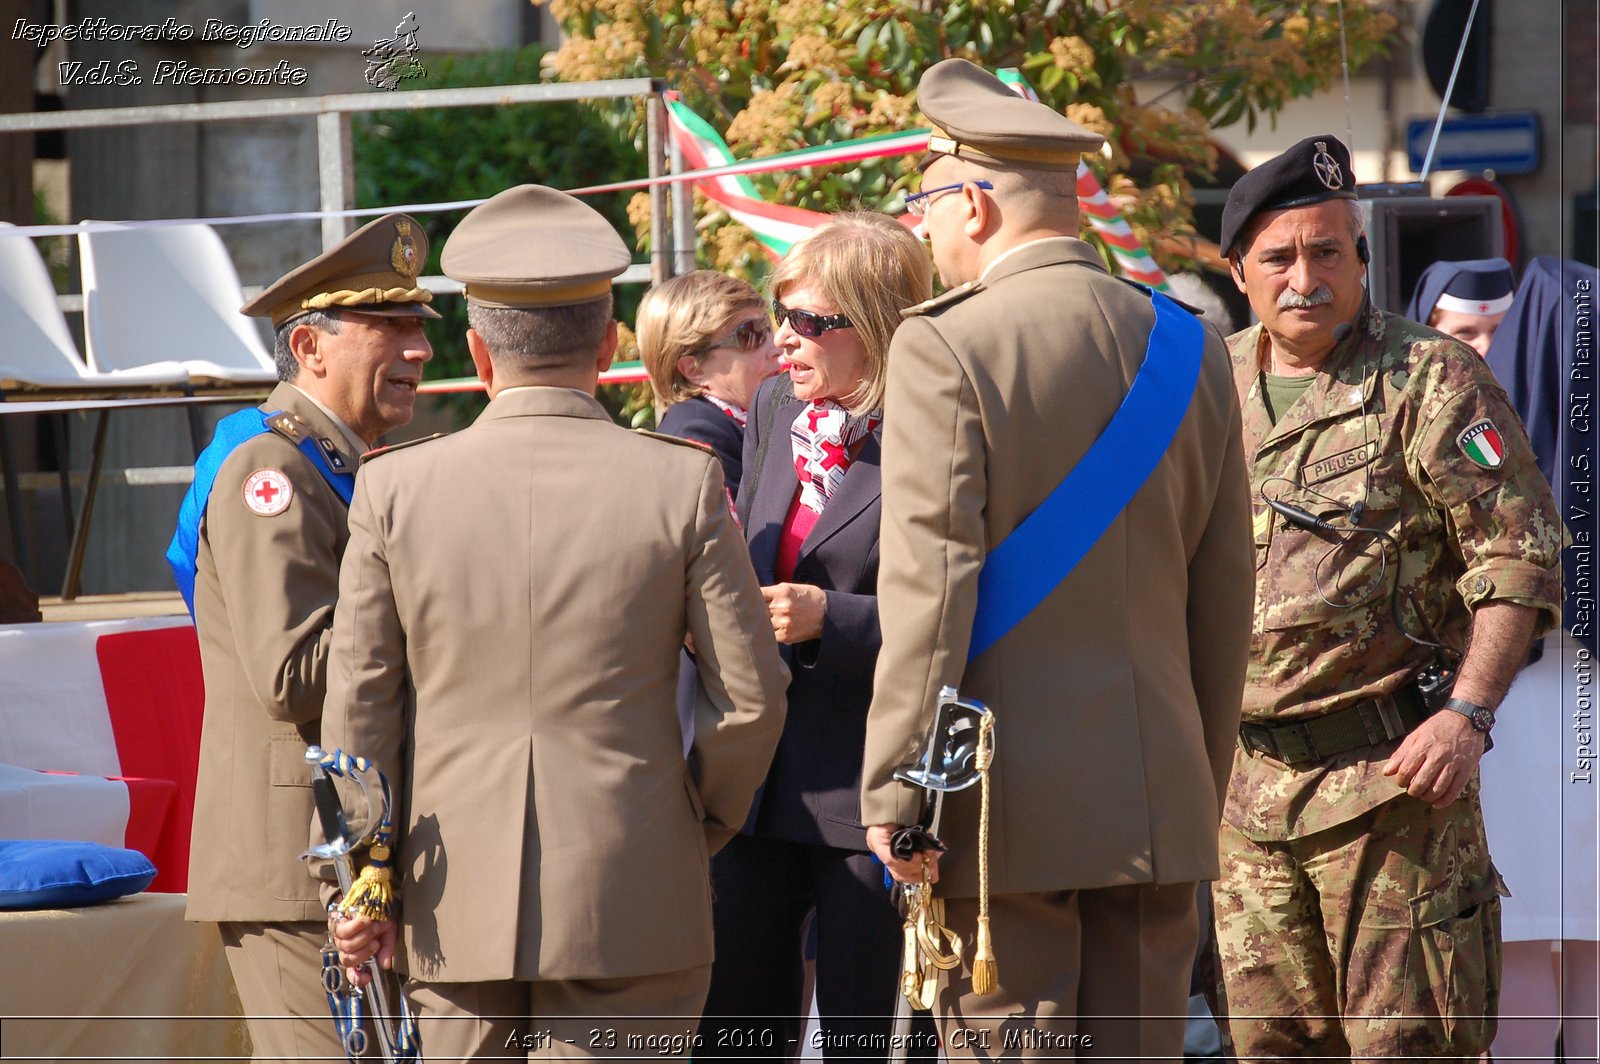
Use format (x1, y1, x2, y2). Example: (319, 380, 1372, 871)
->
(1266, 497, 1338, 532)
(1331, 321, 1353, 343)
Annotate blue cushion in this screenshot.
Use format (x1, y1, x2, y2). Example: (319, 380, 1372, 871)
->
(0, 839, 157, 911)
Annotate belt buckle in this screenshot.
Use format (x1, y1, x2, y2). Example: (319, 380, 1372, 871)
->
(1375, 693, 1406, 739)
(1355, 694, 1407, 745)
(1274, 721, 1317, 765)
(1238, 722, 1275, 758)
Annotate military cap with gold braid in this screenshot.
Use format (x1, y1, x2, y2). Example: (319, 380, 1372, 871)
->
(441, 184, 631, 308)
(917, 58, 1104, 172)
(240, 212, 440, 328)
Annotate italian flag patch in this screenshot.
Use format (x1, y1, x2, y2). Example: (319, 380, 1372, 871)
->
(1457, 419, 1505, 469)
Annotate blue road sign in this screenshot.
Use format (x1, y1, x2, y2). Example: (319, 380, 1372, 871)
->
(1407, 112, 1541, 175)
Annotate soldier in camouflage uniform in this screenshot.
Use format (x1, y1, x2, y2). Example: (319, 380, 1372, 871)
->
(1211, 135, 1565, 1061)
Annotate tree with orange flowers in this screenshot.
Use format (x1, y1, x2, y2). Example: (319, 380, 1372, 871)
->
(537, 0, 1399, 276)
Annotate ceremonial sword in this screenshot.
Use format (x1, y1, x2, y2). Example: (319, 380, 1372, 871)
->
(303, 745, 418, 1063)
(887, 686, 996, 1064)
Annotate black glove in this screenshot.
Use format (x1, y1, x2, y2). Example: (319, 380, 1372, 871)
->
(888, 824, 946, 861)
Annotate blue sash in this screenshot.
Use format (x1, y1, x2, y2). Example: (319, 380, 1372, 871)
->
(968, 288, 1204, 660)
(166, 408, 356, 616)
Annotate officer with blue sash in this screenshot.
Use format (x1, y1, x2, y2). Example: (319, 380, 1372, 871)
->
(860, 60, 1254, 1060)
(172, 214, 436, 1062)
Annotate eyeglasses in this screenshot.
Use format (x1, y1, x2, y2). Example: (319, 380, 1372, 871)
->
(900, 179, 993, 214)
(701, 317, 772, 355)
(772, 299, 854, 339)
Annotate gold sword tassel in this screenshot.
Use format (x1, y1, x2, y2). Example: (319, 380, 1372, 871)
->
(970, 711, 998, 995)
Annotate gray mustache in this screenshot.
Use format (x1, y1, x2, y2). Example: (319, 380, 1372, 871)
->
(1278, 286, 1334, 309)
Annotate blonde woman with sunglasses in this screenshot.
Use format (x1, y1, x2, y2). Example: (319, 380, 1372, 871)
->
(639, 271, 781, 498)
(697, 212, 933, 1062)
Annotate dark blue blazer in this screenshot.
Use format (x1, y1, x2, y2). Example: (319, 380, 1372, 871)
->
(658, 395, 745, 497)
(661, 395, 750, 760)
(734, 376, 883, 850)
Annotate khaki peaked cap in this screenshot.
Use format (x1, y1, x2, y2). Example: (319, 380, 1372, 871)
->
(441, 184, 631, 308)
(241, 212, 440, 329)
(917, 58, 1104, 172)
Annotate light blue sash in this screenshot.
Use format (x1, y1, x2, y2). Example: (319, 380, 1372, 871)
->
(166, 408, 356, 615)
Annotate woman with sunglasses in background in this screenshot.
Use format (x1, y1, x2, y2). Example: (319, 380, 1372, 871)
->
(698, 213, 933, 1061)
(639, 270, 781, 499)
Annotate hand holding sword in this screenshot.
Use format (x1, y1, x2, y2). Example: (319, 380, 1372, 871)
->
(302, 745, 419, 1063)
(331, 910, 396, 988)
(866, 686, 997, 1058)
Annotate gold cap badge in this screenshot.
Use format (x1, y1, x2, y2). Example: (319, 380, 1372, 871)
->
(391, 220, 420, 279)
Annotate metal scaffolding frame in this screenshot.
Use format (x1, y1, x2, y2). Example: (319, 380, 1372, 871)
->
(0, 77, 699, 599)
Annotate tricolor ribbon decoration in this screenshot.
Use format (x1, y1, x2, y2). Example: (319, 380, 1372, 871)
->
(994, 70, 1168, 291)
(665, 93, 921, 258)
(662, 72, 1168, 290)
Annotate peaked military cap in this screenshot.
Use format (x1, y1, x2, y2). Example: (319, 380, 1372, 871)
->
(441, 184, 631, 308)
(241, 213, 440, 329)
(917, 59, 1104, 172)
(1220, 134, 1358, 254)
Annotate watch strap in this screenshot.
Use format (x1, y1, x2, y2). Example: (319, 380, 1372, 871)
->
(1441, 696, 1495, 733)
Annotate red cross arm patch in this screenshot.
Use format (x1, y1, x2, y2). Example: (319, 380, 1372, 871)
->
(242, 468, 294, 516)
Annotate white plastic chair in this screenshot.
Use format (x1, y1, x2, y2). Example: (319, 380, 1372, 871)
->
(0, 225, 185, 389)
(78, 223, 276, 385)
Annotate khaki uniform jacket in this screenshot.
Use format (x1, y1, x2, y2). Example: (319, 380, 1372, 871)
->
(187, 382, 361, 922)
(321, 387, 788, 983)
(861, 238, 1254, 898)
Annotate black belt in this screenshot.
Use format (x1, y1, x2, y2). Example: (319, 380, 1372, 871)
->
(1238, 686, 1432, 766)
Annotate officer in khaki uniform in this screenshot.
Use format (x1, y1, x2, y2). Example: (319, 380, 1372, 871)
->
(323, 185, 789, 1058)
(1210, 135, 1565, 1060)
(178, 214, 437, 1060)
(860, 60, 1254, 1059)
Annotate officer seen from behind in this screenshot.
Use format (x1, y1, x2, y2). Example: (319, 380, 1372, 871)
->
(173, 214, 436, 1061)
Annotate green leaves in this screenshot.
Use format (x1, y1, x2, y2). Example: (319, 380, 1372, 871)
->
(533, 0, 1399, 292)
(353, 44, 646, 415)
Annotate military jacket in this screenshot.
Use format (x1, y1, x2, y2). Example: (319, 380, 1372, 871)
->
(322, 387, 788, 982)
(1225, 303, 1564, 841)
(863, 238, 1255, 896)
(187, 382, 361, 921)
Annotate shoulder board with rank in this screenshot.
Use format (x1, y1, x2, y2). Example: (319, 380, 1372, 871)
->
(361, 433, 447, 463)
(634, 429, 715, 454)
(264, 412, 310, 444)
(901, 280, 985, 319)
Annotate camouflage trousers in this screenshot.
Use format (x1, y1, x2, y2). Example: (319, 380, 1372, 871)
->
(1213, 786, 1506, 1061)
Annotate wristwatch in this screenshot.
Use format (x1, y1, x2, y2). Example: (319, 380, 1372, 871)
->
(1441, 697, 1496, 734)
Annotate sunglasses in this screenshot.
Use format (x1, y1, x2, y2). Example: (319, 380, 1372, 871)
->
(772, 299, 854, 339)
(701, 317, 773, 354)
(900, 179, 994, 213)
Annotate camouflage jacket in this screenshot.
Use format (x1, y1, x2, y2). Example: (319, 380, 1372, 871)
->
(1224, 302, 1564, 841)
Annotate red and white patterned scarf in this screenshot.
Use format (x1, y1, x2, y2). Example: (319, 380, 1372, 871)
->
(790, 399, 879, 514)
(704, 394, 748, 429)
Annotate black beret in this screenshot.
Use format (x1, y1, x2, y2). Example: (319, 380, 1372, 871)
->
(1220, 135, 1357, 255)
